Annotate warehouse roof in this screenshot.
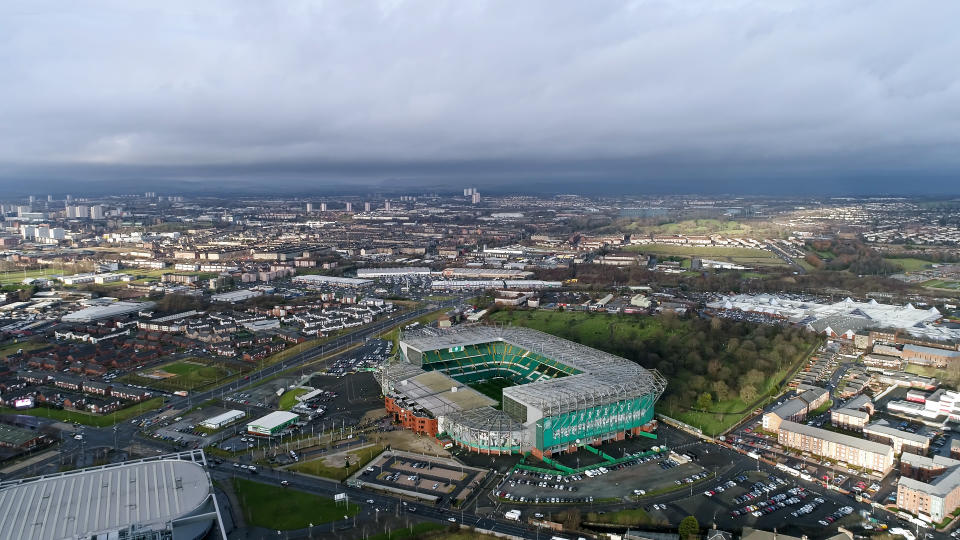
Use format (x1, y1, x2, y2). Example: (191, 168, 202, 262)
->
(0, 424, 40, 447)
(248, 411, 298, 430)
(0, 459, 209, 540)
(61, 301, 154, 322)
(201, 409, 244, 427)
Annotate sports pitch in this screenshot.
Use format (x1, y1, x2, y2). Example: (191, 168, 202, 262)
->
(125, 359, 233, 391)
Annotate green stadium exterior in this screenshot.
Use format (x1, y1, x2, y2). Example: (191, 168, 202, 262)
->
(381, 325, 665, 457)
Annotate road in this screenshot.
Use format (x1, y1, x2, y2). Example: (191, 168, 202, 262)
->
(2, 299, 463, 480)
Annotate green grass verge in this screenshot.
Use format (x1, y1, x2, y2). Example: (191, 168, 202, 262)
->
(586, 507, 659, 526)
(0, 397, 165, 427)
(232, 477, 359, 529)
(278, 388, 309, 410)
(289, 444, 385, 481)
(365, 523, 446, 540)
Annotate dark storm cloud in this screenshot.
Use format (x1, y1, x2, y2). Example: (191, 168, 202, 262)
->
(1, 0, 959, 193)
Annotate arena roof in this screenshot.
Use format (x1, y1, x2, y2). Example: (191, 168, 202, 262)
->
(398, 325, 666, 418)
(708, 294, 958, 342)
(0, 458, 211, 540)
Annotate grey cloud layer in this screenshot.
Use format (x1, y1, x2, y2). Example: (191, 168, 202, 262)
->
(1, 0, 959, 178)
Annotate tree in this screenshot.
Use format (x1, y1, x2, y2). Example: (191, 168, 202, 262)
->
(696, 392, 712, 411)
(712, 380, 731, 402)
(563, 508, 582, 531)
(678, 515, 699, 540)
(739, 384, 758, 404)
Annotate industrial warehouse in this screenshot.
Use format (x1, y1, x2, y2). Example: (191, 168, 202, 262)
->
(380, 325, 666, 457)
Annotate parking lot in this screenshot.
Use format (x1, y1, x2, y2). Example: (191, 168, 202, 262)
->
(356, 451, 487, 505)
(666, 469, 862, 533)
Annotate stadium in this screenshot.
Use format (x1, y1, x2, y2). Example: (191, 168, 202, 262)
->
(380, 325, 666, 457)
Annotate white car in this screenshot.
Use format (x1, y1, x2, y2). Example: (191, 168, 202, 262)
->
(447, 517, 456, 523)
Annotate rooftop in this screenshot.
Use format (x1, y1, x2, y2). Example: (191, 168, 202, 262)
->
(779, 420, 894, 456)
(0, 458, 210, 540)
(0, 424, 40, 446)
(398, 325, 666, 417)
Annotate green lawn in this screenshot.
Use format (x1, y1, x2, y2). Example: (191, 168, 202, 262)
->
(278, 388, 309, 410)
(809, 399, 834, 417)
(0, 340, 48, 358)
(0, 397, 164, 427)
(290, 444, 385, 481)
(467, 378, 514, 409)
(884, 257, 933, 273)
(121, 359, 233, 392)
(232, 477, 359, 529)
(365, 523, 446, 540)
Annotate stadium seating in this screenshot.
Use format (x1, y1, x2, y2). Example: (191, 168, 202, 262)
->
(418, 341, 581, 386)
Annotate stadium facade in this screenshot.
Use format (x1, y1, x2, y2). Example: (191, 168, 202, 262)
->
(381, 325, 666, 458)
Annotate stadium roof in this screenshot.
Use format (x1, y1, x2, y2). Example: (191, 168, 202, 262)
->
(389, 370, 497, 416)
(399, 325, 666, 417)
(0, 458, 210, 540)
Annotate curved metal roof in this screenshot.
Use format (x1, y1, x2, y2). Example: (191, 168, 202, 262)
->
(0, 459, 210, 540)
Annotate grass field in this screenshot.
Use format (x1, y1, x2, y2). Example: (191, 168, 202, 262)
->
(884, 257, 934, 272)
(0, 340, 48, 358)
(467, 377, 514, 409)
(626, 244, 786, 267)
(0, 397, 165, 427)
(922, 279, 960, 290)
(232, 477, 359, 529)
(278, 388, 309, 410)
(290, 444, 385, 481)
(121, 359, 233, 392)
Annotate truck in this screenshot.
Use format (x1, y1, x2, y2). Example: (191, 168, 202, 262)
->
(173, 390, 188, 397)
(504, 509, 521, 521)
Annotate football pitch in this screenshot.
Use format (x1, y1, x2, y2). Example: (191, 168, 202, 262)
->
(468, 377, 515, 409)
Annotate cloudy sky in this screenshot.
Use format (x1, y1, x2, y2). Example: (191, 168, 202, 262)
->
(2, 1, 958, 195)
